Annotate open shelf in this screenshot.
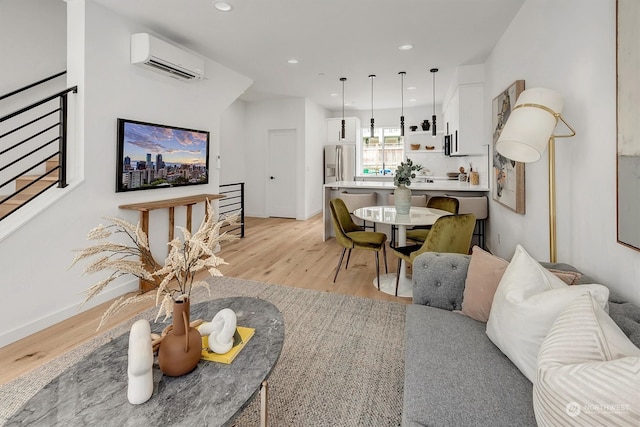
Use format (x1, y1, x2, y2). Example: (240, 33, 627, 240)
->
(407, 149, 444, 154)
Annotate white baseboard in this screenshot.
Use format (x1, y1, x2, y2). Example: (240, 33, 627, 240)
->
(245, 211, 268, 218)
(0, 279, 138, 348)
(301, 208, 322, 220)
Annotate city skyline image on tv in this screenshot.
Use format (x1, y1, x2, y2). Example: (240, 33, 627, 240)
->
(116, 118, 210, 192)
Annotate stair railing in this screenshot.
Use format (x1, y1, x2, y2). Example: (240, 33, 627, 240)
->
(219, 182, 245, 238)
(0, 72, 77, 220)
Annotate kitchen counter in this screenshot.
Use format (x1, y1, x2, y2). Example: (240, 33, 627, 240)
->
(354, 175, 459, 183)
(323, 180, 489, 240)
(327, 180, 489, 192)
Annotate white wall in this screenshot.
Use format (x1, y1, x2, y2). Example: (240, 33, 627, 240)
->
(485, 0, 640, 304)
(304, 98, 329, 218)
(219, 99, 247, 185)
(0, 0, 251, 346)
(0, 0, 67, 100)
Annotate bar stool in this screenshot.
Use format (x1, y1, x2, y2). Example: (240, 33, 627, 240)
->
(339, 192, 378, 231)
(446, 195, 488, 249)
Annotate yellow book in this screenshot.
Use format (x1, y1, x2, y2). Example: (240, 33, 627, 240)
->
(200, 326, 255, 364)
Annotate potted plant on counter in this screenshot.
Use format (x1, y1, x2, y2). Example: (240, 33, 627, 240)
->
(393, 158, 421, 214)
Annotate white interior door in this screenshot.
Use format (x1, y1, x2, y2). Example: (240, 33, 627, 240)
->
(268, 129, 297, 218)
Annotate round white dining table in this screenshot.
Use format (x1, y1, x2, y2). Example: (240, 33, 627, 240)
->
(353, 205, 450, 297)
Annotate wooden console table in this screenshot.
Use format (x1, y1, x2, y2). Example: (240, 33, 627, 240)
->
(119, 194, 224, 291)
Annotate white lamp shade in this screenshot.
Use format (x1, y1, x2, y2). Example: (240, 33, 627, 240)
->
(495, 88, 564, 163)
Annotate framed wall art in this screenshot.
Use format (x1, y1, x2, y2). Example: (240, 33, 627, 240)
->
(492, 80, 526, 214)
(617, 0, 640, 251)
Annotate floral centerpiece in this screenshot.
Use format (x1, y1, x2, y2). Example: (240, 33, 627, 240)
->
(70, 199, 240, 330)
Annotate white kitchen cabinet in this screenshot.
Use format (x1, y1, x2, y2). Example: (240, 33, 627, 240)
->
(327, 117, 361, 143)
(443, 83, 484, 156)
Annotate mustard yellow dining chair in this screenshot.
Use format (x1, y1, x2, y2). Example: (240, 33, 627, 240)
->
(392, 213, 475, 296)
(329, 198, 388, 287)
(405, 196, 460, 244)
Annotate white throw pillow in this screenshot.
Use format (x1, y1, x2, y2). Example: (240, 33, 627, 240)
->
(485, 245, 609, 382)
(534, 293, 640, 426)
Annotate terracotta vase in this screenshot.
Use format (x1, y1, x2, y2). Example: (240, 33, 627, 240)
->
(158, 298, 202, 377)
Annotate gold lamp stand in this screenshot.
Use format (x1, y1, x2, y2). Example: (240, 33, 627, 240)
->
(541, 113, 576, 263)
(496, 89, 576, 263)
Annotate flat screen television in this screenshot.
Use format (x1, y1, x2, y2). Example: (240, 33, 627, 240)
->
(116, 118, 210, 193)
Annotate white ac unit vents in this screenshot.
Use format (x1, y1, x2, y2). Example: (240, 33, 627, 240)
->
(131, 33, 205, 81)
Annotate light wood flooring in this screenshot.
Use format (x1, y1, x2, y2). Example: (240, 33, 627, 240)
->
(0, 214, 408, 385)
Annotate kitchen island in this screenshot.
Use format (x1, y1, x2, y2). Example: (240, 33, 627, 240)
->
(323, 180, 489, 241)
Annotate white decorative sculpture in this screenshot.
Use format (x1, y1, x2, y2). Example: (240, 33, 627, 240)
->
(127, 319, 154, 405)
(199, 308, 237, 354)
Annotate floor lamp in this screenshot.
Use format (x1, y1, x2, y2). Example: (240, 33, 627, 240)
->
(495, 88, 576, 263)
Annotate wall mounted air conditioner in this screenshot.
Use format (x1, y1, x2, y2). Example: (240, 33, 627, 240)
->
(131, 33, 205, 81)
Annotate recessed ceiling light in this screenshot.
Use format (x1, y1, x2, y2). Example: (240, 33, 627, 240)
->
(213, 1, 232, 12)
(287, 59, 299, 64)
(409, 98, 417, 102)
(407, 86, 417, 91)
(330, 93, 338, 97)
(398, 44, 413, 51)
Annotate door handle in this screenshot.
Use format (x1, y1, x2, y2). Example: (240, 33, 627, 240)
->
(270, 176, 275, 180)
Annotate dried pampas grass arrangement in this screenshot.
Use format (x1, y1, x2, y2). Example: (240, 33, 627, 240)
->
(70, 199, 239, 330)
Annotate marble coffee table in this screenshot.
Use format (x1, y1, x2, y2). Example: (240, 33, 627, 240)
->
(6, 297, 284, 426)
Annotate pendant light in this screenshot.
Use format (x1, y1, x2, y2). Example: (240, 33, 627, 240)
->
(399, 71, 406, 136)
(430, 68, 438, 138)
(369, 74, 376, 139)
(340, 77, 347, 140)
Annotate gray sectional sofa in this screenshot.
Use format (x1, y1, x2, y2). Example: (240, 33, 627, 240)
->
(402, 252, 640, 427)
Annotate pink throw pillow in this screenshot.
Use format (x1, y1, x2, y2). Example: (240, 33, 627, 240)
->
(461, 246, 583, 322)
(546, 268, 582, 286)
(461, 246, 508, 322)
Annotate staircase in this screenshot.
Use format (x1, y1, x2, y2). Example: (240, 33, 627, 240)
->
(0, 159, 59, 218)
(0, 72, 77, 221)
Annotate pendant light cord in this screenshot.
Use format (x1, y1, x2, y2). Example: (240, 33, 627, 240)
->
(432, 72, 436, 116)
(369, 74, 376, 138)
(401, 73, 404, 116)
(342, 78, 345, 119)
(340, 77, 346, 140)
(370, 75, 375, 118)
(399, 71, 406, 137)
(430, 68, 438, 137)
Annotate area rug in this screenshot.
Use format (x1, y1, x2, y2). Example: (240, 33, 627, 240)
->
(0, 278, 406, 426)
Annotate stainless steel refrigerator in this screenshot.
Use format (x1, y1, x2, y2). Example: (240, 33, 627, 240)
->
(324, 144, 356, 183)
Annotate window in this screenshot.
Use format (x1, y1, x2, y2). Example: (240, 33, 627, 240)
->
(360, 127, 404, 176)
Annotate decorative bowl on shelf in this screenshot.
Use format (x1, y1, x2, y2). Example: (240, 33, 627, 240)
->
(425, 145, 435, 150)
(409, 126, 418, 132)
(447, 172, 459, 179)
(410, 144, 420, 150)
